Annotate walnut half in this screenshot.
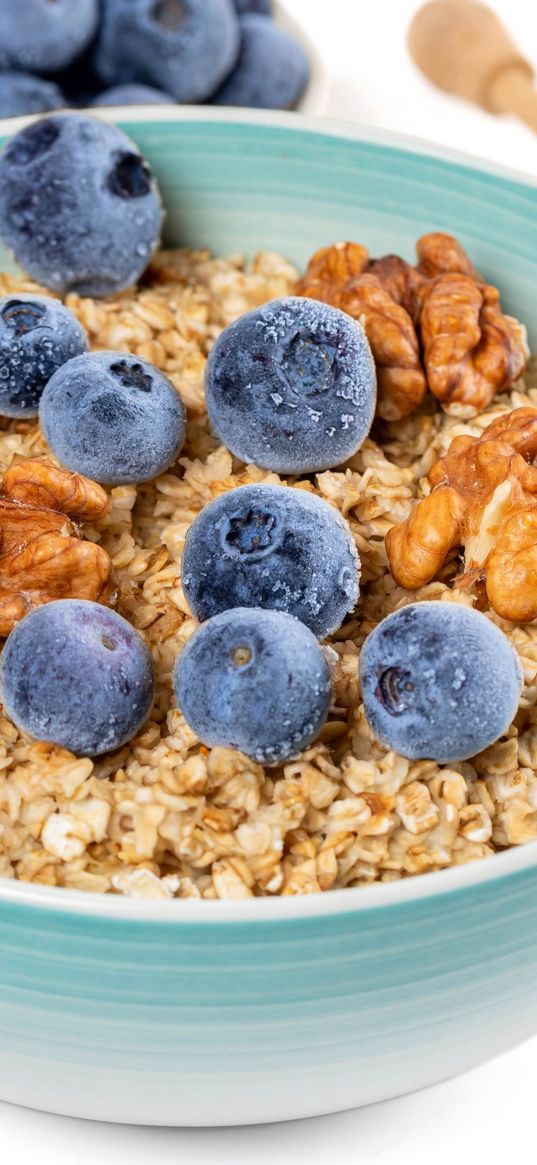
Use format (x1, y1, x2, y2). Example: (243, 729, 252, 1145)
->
(0, 457, 114, 636)
(385, 407, 537, 623)
(297, 232, 528, 421)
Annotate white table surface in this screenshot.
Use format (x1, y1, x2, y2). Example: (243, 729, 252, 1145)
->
(3, 1, 537, 1161)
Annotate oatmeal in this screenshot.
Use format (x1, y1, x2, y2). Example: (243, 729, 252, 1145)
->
(0, 247, 536, 899)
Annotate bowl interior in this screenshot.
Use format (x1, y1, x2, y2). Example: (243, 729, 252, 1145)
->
(0, 109, 536, 919)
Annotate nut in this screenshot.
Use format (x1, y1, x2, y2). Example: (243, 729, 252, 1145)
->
(297, 231, 528, 420)
(385, 406, 537, 621)
(369, 253, 426, 322)
(415, 231, 481, 280)
(419, 272, 529, 418)
(295, 241, 369, 306)
(340, 273, 427, 420)
(0, 457, 113, 635)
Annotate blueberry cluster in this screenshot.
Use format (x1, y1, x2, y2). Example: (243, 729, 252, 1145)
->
(0, 0, 309, 118)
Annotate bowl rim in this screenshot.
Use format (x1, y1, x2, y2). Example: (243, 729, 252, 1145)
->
(0, 107, 536, 922)
(0, 105, 536, 191)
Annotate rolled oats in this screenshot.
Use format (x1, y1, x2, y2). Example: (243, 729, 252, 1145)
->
(0, 249, 536, 897)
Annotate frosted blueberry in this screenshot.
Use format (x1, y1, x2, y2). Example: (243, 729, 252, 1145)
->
(233, 0, 272, 13)
(95, 0, 240, 104)
(0, 72, 66, 119)
(39, 350, 186, 485)
(212, 14, 309, 109)
(173, 607, 332, 764)
(205, 296, 376, 474)
(92, 84, 175, 106)
(359, 601, 523, 762)
(0, 0, 99, 74)
(0, 600, 155, 756)
(182, 483, 360, 637)
(0, 113, 163, 296)
(0, 294, 87, 418)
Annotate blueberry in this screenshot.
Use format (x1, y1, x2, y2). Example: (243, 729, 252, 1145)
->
(182, 483, 359, 637)
(0, 71, 67, 118)
(92, 84, 175, 106)
(39, 350, 186, 485)
(359, 601, 523, 763)
(205, 296, 376, 474)
(0, 600, 155, 756)
(0, 294, 87, 418)
(173, 607, 332, 764)
(212, 14, 308, 109)
(0, 0, 99, 74)
(234, 0, 272, 13)
(0, 113, 163, 297)
(95, 0, 240, 104)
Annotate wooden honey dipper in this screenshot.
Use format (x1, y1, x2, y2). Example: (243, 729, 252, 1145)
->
(408, 0, 537, 133)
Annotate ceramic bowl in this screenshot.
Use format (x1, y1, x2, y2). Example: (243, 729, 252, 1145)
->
(0, 109, 536, 1127)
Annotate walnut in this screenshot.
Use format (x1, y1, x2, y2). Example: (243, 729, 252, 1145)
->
(0, 457, 113, 636)
(368, 254, 426, 322)
(340, 274, 427, 421)
(295, 241, 369, 306)
(415, 231, 481, 280)
(419, 272, 529, 418)
(297, 231, 528, 420)
(385, 407, 537, 622)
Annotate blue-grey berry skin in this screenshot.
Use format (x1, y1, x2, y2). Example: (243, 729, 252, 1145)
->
(0, 71, 67, 119)
(39, 350, 186, 486)
(95, 0, 240, 104)
(205, 296, 376, 474)
(92, 84, 175, 107)
(0, 113, 163, 297)
(0, 294, 87, 418)
(0, 0, 98, 74)
(0, 600, 155, 757)
(212, 15, 309, 109)
(182, 483, 360, 638)
(234, 0, 272, 13)
(173, 607, 332, 765)
(359, 602, 523, 763)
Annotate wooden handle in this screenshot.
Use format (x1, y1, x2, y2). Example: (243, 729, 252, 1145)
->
(408, 0, 535, 118)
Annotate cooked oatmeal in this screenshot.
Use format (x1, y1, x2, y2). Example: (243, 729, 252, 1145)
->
(0, 247, 536, 899)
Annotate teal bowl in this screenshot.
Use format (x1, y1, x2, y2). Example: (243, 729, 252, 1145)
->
(1, 109, 537, 1126)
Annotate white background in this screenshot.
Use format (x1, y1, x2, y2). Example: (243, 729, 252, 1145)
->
(3, 0, 537, 1161)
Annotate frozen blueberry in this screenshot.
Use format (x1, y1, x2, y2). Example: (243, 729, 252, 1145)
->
(359, 601, 523, 763)
(39, 350, 186, 485)
(0, 0, 99, 74)
(92, 84, 175, 106)
(95, 0, 240, 104)
(0, 71, 67, 118)
(0, 113, 163, 297)
(182, 483, 359, 638)
(212, 14, 309, 109)
(0, 294, 87, 418)
(173, 607, 332, 764)
(205, 297, 376, 474)
(0, 600, 155, 756)
(234, 0, 272, 13)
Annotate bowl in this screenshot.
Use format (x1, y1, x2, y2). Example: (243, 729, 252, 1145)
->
(0, 109, 536, 1127)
